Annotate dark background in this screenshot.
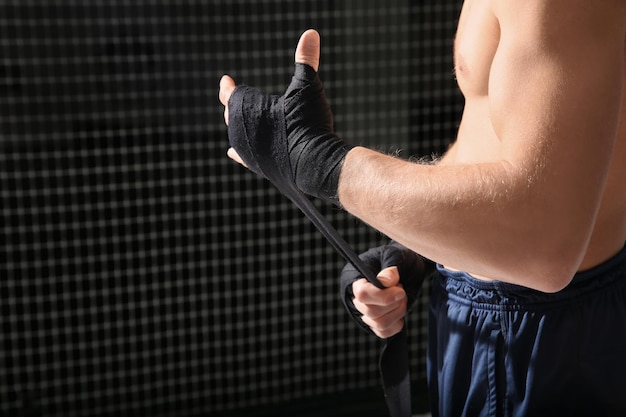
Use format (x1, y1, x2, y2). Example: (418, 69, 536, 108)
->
(0, 1, 463, 416)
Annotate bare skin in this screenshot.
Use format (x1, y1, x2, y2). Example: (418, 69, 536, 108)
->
(220, 0, 626, 338)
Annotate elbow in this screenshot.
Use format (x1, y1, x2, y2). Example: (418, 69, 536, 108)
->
(507, 199, 595, 293)
(507, 258, 577, 293)
(521, 241, 586, 293)
(532, 265, 577, 293)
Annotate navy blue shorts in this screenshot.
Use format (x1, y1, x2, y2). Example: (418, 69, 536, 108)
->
(427, 246, 626, 417)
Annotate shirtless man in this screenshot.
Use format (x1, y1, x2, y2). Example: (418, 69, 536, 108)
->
(219, 0, 626, 414)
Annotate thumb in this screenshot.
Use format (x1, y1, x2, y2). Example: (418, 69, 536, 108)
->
(376, 266, 401, 288)
(295, 29, 320, 72)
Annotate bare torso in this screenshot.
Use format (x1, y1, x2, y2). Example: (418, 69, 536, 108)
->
(448, 0, 626, 273)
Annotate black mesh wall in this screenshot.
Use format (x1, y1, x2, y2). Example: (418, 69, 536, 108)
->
(0, 2, 463, 416)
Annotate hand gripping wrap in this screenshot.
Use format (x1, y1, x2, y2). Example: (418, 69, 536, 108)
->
(340, 242, 434, 417)
(340, 241, 433, 336)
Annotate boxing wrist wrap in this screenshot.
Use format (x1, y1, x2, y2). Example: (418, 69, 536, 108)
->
(228, 63, 353, 205)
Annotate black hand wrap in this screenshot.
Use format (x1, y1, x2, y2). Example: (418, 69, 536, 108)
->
(228, 63, 353, 205)
(227, 61, 420, 417)
(340, 241, 434, 337)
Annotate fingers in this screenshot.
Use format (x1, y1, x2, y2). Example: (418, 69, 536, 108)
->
(220, 29, 319, 127)
(219, 75, 236, 125)
(222, 30, 320, 168)
(220, 76, 247, 168)
(359, 307, 406, 339)
(352, 267, 407, 338)
(376, 266, 401, 288)
(352, 277, 405, 309)
(295, 29, 320, 72)
(353, 281, 406, 338)
(219, 75, 236, 105)
(227, 147, 248, 167)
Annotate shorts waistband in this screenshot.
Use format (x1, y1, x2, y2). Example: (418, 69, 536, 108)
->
(436, 244, 626, 309)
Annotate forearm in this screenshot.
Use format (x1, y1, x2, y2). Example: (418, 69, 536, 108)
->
(338, 146, 592, 292)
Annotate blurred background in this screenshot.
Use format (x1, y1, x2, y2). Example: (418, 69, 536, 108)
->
(0, 1, 463, 416)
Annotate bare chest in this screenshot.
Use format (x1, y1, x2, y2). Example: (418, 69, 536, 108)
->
(454, 0, 500, 97)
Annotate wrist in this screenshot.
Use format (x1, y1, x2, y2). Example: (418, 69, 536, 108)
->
(337, 146, 372, 207)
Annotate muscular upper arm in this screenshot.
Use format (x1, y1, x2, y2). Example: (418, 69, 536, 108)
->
(488, 0, 624, 273)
